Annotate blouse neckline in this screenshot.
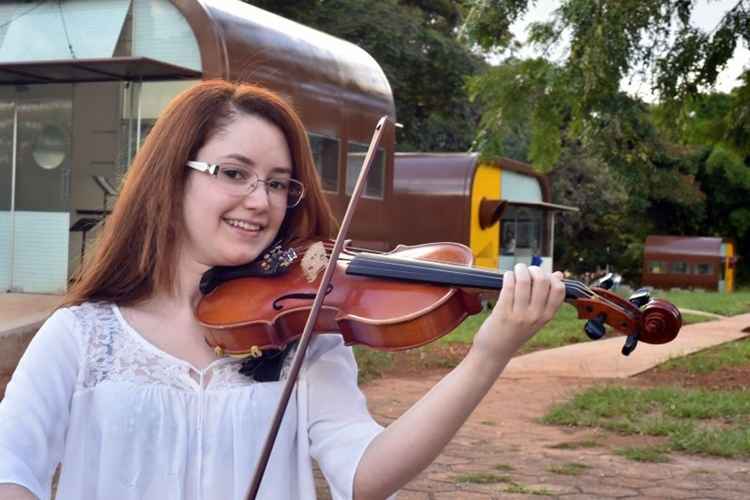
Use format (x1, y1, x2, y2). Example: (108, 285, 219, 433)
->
(111, 303, 233, 375)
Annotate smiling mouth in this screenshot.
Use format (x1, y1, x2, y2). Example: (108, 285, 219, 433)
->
(223, 218, 265, 232)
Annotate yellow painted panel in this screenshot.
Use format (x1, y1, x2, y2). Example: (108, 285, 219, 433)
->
(470, 163, 501, 269)
(725, 242, 735, 293)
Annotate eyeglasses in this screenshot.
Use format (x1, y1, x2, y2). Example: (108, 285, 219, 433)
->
(186, 161, 304, 208)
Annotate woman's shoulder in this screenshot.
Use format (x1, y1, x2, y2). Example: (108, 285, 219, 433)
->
(57, 300, 115, 323)
(45, 301, 119, 342)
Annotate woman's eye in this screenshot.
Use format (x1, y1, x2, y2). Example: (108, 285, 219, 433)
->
(220, 167, 249, 182)
(267, 179, 289, 191)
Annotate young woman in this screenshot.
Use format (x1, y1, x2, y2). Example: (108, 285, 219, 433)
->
(0, 80, 565, 500)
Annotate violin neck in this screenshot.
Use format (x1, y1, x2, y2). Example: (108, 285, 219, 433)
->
(346, 253, 586, 300)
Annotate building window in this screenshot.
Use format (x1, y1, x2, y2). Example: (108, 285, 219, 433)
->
(648, 261, 666, 274)
(119, 80, 198, 170)
(695, 263, 714, 275)
(500, 205, 545, 256)
(671, 261, 689, 274)
(309, 133, 339, 192)
(346, 142, 385, 198)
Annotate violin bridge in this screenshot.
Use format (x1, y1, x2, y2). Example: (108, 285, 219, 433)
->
(301, 241, 329, 283)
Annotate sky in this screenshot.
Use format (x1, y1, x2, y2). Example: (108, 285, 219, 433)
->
(505, 0, 749, 101)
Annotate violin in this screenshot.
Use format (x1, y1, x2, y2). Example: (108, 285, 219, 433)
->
(196, 239, 681, 359)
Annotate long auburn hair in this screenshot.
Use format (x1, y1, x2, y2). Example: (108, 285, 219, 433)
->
(63, 80, 335, 307)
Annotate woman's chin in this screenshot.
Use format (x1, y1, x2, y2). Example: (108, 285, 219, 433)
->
(226, 246, 268, 266)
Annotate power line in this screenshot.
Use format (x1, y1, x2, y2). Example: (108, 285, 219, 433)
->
(0, 1, 48, 31)
(58, 0, 76, 58)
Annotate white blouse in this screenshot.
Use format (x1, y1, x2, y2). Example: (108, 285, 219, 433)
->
(0, 302, 385, 500)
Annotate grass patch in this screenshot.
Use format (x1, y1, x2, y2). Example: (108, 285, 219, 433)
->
(543, 385, 750, 459)
(439, 309, 489, 344)
(503, 483, 554, 496)
(454, 472, 512, 484)
(547, 462, 591, 475)
(615, 445, 671, 463)
(353, 347, 393, 384)
(494, 463, 515, 471)
(680, 313, 714, 325)
(454, 474, 557, 497)
(441, 304, 590, 353)
(657, 337, 750, 374)
(652, 288, 750, 316)
(547, 440, 601, 450)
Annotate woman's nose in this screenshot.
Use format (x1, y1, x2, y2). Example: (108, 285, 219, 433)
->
(242, 183, 271, 209)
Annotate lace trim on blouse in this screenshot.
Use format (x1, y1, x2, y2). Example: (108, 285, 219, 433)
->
(68, 302, 295, 392)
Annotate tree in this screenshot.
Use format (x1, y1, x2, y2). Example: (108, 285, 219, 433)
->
(655, 89, 750, 280)
(462, 0, 750, 166)
(248, 0, 485, 151)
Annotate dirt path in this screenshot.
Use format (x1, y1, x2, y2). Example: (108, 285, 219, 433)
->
(312, 315, 750, 498)
(353, 369, 750, 499)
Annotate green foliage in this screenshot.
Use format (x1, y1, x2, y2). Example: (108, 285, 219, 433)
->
(248, 0, 484, 152)
(460, 0, 529, 51)
(464, 0, 748, 110)
(467, 57, 564, 169)
(724, 73, 750, 156)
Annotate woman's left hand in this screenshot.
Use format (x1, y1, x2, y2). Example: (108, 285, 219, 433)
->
(470, 263, 566, 369)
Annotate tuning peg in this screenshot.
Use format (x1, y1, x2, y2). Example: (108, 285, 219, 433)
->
(622, 333, 639, 355)
(584, 313, 607, 340)
(628, 288, 651, 308)
(595, 273, 615, 290)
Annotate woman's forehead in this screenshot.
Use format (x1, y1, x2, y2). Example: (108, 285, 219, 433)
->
(203, 114, 291, 162)
(207, 114, 289, 150)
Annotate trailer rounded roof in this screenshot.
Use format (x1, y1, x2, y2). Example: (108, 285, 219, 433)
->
(176, 0, 395, 137)
(644, 236, 723, 258)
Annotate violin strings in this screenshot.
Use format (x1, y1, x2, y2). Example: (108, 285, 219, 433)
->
(289, 240, 596, 299)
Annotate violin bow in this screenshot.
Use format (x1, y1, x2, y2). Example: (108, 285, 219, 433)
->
(244, 116, 390, 500)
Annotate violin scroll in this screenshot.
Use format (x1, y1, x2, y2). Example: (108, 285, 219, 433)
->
(640, 298, 682, 344)
(573, 286, 682, 356)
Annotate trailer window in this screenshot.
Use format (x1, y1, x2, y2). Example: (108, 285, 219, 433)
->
(309, 133, 339, 192)
(500, 205, 545, 256)
(648, 261, 666, 274)
(346, 142, 385, 198)
(695, 263, 713, 275)
(671, 261, 689, 274)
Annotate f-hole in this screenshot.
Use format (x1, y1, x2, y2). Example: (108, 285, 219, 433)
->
(273, 284, 334, 310)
